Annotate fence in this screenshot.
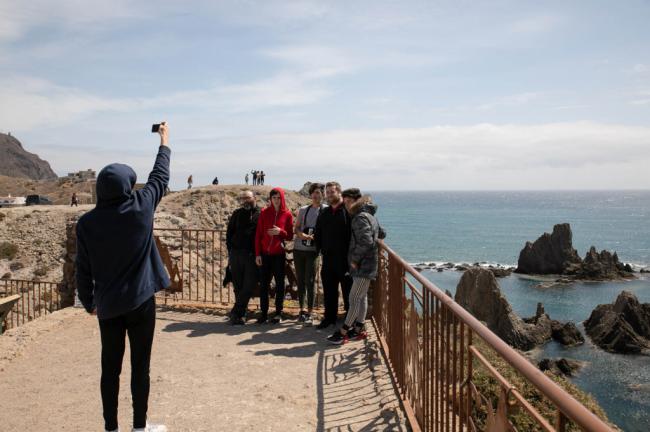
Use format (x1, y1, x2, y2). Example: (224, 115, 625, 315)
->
(372, 241, 614, 432)
(0, 279, 63, 331)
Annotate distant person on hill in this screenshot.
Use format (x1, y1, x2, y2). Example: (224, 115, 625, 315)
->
(226, 190, 260, 325)
(314, 181, 352, 330)
(76, 122, 171, 432)
(212, 176, 219, 185)
(255, 187, 294, 324)
(260, 171, 266, 185)
(252, 170, 258, 186)
(70, 192, 79, 207)
(293, 182, 325, 326)
(187, 174, 193, 189)
(245, 173, 249, 185)
(328, 189, 385, 345)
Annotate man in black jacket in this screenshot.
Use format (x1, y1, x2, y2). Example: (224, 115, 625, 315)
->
(76, 122, 170, 432)
(226, 190, 260, 325)
(314, 181, 352, 329)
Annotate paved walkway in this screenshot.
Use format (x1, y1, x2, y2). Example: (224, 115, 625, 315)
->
(0, 307, 407, 431)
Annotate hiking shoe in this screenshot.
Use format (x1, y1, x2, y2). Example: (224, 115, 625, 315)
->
(303, 314, 314, 327)
(230, 316, 245, 326)
(327, 330, 349, 345)
(316, 319, 334, 330)
(270, 313, 283, 324)
(132, 423, 167, 432)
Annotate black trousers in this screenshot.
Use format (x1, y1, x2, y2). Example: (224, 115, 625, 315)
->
(98, 296, 156, 431)
(260, 254, 285, 315)
(230, 250, 258, 318)
(321, 256, 352, 323)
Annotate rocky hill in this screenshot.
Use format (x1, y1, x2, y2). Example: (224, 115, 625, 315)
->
(0, 175, 95, 205)
(0, 133, 57, 180)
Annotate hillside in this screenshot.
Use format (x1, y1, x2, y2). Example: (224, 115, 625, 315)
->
(0, 133, 57, 180)
(0, 175, 95, 205)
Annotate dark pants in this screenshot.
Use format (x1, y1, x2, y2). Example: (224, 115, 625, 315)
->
(230, 250, 258, 318)
(260, 254, 285, 316)
(294, 249, 319, 311)
(321, 256, 352, 323)
(98, 296, 156, 431)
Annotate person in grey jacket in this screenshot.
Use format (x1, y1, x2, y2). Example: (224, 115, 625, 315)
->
(328, 189, 385, 345)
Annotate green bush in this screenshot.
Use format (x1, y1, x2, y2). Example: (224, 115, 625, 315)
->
(0, 242, 18, 260)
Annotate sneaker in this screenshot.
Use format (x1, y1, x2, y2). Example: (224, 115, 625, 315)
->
(353, 322, 368, 340)
(256, 315, 268, 324)
(297, 311, 306, 323)
(303, 314, 314, 327)
(270, 313, 283, 324)
(316, 319, 334, 330)
(230, 316, 245, 326)
(347, 326, 359, 339)
(132, 423, 167, 432)
(327, 330, 349, 345)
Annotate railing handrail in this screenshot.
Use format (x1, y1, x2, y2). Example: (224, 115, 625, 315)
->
(378, 240, 614, 432)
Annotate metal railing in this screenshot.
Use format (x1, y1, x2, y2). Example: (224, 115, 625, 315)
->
(0, 279, 63, 331)
(372, 241, 614, 432)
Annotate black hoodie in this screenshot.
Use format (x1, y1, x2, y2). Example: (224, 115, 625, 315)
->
(76, 146, 171, 319)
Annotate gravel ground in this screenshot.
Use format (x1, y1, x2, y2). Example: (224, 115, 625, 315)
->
(0, 307, 407, 431)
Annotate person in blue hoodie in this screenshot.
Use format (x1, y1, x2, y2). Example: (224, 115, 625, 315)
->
(76, 122, 171, 432)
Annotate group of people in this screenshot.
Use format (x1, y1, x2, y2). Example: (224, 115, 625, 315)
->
(74, 122, 384, 431)
(226, 182, 385, 344)
(246, 170, 265, 185)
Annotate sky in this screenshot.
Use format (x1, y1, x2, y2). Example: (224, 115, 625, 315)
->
(1, 0, 649, 190)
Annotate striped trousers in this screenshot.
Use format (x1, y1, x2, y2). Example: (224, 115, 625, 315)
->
(344, 277, 371, 327)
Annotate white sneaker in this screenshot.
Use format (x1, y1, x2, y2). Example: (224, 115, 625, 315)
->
(132, 423, 167, 432)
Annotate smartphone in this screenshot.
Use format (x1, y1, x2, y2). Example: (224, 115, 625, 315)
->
(151, 124, 161, 133)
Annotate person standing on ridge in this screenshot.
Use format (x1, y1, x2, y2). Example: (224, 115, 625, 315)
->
(252, 170, 258, 186)
(314, 181, 352, 330)
(76, 122, 171, 432)
(260, 171, 266, 185)
(255, 187, 294, 324)
(187, 174, 193, 189)
(245, 173, 249, 185)
(71, 192, 79, 207)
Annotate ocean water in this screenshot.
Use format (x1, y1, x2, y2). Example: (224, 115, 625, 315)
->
(371, 190, 650, 432)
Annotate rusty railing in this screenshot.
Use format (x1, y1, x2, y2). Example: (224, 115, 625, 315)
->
(0, 279, 63, 331)
(372, 241, 614, 432)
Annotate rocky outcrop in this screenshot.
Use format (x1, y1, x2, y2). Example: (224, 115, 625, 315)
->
(516, 223, 635, 280)
(538, 358, 583, 377)
(298, 182, 313, 197)
(551, 321, 585, 346)
(0, 133, 57, 180)
(515, 223, 582, 274)
(584, 291, 650, 354)
(454, 268, 554, 350)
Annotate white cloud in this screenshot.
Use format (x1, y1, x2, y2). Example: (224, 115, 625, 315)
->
(476, 92, 543, 110)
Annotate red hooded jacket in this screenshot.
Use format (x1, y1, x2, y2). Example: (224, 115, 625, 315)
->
(255, 187, 294, 256)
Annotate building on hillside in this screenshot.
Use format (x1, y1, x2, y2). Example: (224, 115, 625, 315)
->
(64, 169, 96, 182)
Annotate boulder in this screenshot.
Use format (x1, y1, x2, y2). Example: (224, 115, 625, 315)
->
(454, 268, 553, 350)
(515, 223, 583, 275)
(489, 267, 513, 278)
(538, 358, 583, 376)
(574, 247, 635, 280)
(551, 321, 585, 346)
(584, 291, 650, 354)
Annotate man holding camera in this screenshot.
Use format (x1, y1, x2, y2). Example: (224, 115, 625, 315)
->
(76, 122, 171, 432)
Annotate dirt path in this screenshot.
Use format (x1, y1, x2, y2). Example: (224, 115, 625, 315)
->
(0, 307, 407, 431)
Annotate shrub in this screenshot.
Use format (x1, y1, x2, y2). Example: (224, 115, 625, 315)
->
(0, 242, 18, 260)
(34, 266, 48, 277)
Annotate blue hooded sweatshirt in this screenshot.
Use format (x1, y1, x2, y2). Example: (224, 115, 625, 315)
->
(76, 146, 171, 319)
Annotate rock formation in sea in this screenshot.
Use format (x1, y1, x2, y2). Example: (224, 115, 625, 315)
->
(0, 132, 57, 180)
(454, 268, 585, 351)
(515, 223, 635, 280)
(584, 291, 650, 354)
(538, 358, 583, 377)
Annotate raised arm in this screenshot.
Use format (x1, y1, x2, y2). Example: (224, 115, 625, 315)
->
(137, 122, 171, 209)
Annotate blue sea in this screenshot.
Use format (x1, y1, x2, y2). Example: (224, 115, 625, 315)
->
(371, 190, 650, 432)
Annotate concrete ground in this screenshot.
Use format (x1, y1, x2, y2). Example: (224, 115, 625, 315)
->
(0, 307, 407, 432)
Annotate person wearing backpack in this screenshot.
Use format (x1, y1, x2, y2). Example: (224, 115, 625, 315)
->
(293, 182, 326, 326)
(328, 188, 386, 345)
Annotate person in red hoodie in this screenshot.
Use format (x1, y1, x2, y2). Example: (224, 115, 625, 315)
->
(255, 187, 294, 323)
